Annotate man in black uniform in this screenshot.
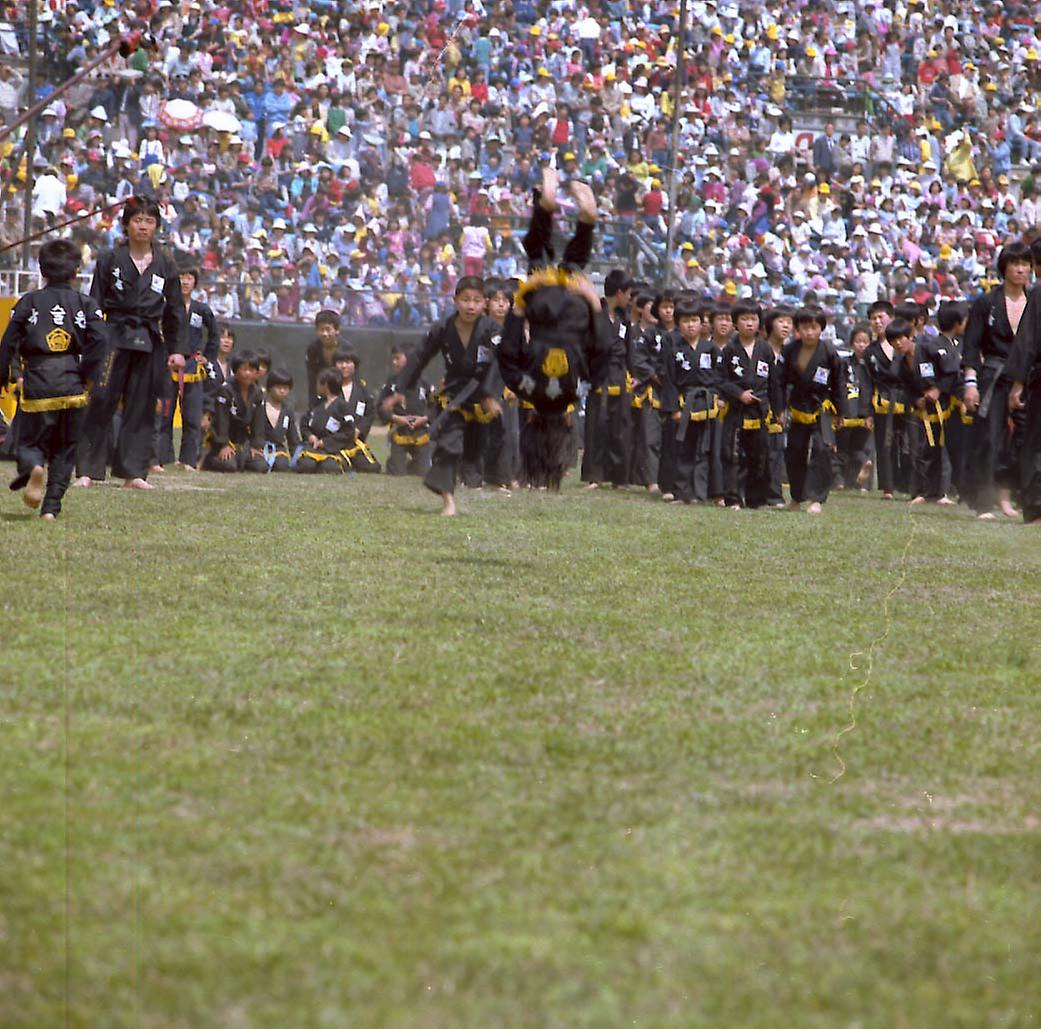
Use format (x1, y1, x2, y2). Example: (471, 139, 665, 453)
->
(76, 194, 188, 489)
(1007, 242, 1041, 524)
(153, 264, 218, 471)
(0, 240, 108, 518)
(961, 240, 1030, 520)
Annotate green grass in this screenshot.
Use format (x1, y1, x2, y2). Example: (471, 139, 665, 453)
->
(3, 464, 1041, 1028)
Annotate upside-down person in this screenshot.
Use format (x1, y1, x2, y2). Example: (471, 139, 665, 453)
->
(493, 168, 610, 491)
(386, 277, 502, 515)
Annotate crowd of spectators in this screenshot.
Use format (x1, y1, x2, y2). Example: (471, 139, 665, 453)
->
(5, 0, 1041, 336)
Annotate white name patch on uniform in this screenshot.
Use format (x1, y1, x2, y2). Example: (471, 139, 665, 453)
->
(813, 366, 830, 385)
(150, 274, 165, 294)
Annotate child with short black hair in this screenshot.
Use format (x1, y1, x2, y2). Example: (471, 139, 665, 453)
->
(256, 367, 300, 471)
(481, 277, 520, 490)
(718, 301, 774, 509)
(297, 367, 356, 474)
(936, 301, 970, 500)
(332, 347, 380, 472)
(203, 350, 267, 472)
(772, 307, 847, 514)
(891, 316, 959, 505)
(0, 239, 107, 518)
(838, 323, 875, 489)
(379, 343, 433, 476)
(865, 298, 907, 499)
(305, 309, 341, 405)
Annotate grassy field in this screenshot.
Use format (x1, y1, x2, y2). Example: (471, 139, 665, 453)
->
(3, 462, 1041, 1028)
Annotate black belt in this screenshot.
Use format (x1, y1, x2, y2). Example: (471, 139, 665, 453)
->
(978, 360, 1005, 419)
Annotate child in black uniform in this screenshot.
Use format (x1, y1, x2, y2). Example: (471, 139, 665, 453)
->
(333, 348, 380, 472)
(297, 368, 357, 474)
(0, 239, 107, 518)
(256, 367, 300, 471)
(379, 343, 433, 476)
(203, 350, 267, 472)
(772, 307, 848, 514)
(839, 323, 875, 490)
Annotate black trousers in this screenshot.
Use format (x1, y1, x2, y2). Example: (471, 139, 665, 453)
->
(387, 439, 431, 476)
(906, 414, 946, 500)
(14, 407, 81, 516)
(523, 197, 594, 271)
(425, 410, 468, 495)
(945, 408, 970, 499)
(707, 418, 724, 499)
(786, 420, 833, 504)
(154, 376, 205, 467)
(767, 429, 786, 503)
(722, 412, 770, 508)
(673, 418, 711, 502)
(626, 401, 661, 487)
(581, 390, 629, 485)
(202, 443, 267, 473)
(840, 425, 873, 488)
(658, 413, 678, 495)
(482, 405, 516, 486)
(1021, 386, 1041, 523)
(873, 411, 909, 494)
(79, 347, 163, 481)
(964, 373, 1023, 514)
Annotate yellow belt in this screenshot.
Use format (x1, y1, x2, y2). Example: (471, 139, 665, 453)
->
(842, 417, 869, 428)
(631, 386, 660, 410)
(595, 385, 624, 397)
(872, 390, 906, 416)
(171, 368, 208, 384)
(340, 438, 378, 463)
(458, 403, 497, 424)
(300, 449, 342, 464)
(391, 429, 430, 446)
(914, 400, 951, 447)
(789, 406, 822, 425)
(21, 391, 89, 413)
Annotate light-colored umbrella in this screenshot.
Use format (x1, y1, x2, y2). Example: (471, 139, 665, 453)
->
(158, 98, 202, 130)
(202, 110, 242, 134)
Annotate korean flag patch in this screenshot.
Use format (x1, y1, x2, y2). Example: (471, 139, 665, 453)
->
(756, 360, 770, 378)
(920, 362, 935, 378)
(150, 274, 165, 294)
(326, 417, 341, 432)
(813, 366, 830, 385)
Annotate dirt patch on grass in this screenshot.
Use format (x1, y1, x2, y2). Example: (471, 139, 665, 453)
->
(863, 814, 1041, 834)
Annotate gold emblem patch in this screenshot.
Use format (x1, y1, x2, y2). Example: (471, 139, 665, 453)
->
(46, 327, 72, 352)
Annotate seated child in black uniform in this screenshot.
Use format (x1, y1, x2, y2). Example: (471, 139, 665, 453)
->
(256, 367, 300, 471)
(379, 343, 433, 476)
(0, 239, 107, 518)
(202, 350, 267, 472)
(333, 348, 380, 472)
(296, 368, 356, 474)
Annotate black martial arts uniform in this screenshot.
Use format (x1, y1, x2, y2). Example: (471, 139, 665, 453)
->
(203, 381, 267, 472)
(626, 323, 664, 487)
(0, 284, 107, 515)
(336, 377, 380, 472)
(718, 336, 775, 508)
(773, 338, 847, 505)
(667, 334, 720, 503)
(398, 312, 498, 496)
(838, 348, 874, 489)
(78, 241, 188, 481)
(766, 343, 787, 504)
(865, 335, 909, 495)
(656, 328, 680, 496)
(378, 375, 433, 477)
(582, 308, 630, 486)
(962, 285, 1027, 515)
(496, 270, 608, 490)
(305, 336, 338, 407)
(154, 297, 218, 468)
(1006, 292, 1041, 522)
(255, 397, 301, 471)
(897, 335, 959, 500)
(297, 395, 357, 474)
(203, 355, 231, 413)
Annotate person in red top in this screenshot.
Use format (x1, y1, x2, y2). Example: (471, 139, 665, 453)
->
(410, 155, 437, 191)
(643, 180, 664, 218)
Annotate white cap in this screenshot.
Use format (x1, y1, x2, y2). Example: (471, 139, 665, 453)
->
(272, 217, 287, 229)
(90, 106, 108, 121)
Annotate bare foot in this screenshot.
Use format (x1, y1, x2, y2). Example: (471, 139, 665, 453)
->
(661, 492, 674, 502)
(977, 511, 998, 521)
(175, 461, 198, 473)
(937, 496, 956, 506)
(123, 478, 155, 491)
(73, 476, 92, 488)
(539, 167, 559, 212)
(1000, 501, 1018, 519)
(856, 459, 873, 488)
(585, 482, 600, 490)
(714, 497, 726, 507)
(441, 493, 457, 517)
(23, 466, 45, 509)
(807, 501, 823, 515)
(727, 503, 742, 511)
(510, 480, 521, 491)
(910, 495, 927, 505)
(570, 179, 598, 224)
(149, 464, 164, 474)
(41, 512, 57, 521)
(647, 483, 660, 495)
(882, 492, 894, 501)
(788, 501, 802, 512)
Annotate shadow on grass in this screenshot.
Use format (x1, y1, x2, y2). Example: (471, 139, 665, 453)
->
(1, 512, 38, 523)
